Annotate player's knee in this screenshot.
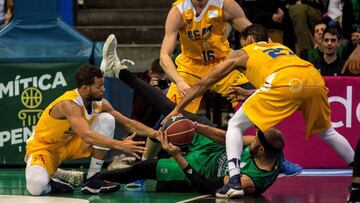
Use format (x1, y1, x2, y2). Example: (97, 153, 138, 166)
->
(26, 166, 49, 196)
(91, 112, 115, 139)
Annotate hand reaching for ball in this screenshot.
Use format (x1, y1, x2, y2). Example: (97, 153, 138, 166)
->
(158, 129, 181, 156)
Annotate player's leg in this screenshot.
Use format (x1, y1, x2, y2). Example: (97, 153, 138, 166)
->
(348, 140, 360, 203)
(213, 70, 303, 177)
(25, 152, 73, 195)
(215, 107, 253, 198)
(301, 78, 354, 165)
(100, 159, 158, 183)
(81, 112, 120, 194)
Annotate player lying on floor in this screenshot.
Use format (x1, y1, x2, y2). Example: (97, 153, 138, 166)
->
(58, 124, 284, 196)
(98, 33, 302, 176)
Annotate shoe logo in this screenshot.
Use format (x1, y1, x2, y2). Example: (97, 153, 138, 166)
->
(95, 162, 103, 166)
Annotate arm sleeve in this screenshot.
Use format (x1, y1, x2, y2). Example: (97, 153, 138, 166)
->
(182, 165, 224, 194)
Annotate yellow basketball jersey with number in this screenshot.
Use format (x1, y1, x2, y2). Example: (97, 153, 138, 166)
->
(173, 0, 230, 62)
(241, 42, 313, 88)
(26, 89, 102, 156)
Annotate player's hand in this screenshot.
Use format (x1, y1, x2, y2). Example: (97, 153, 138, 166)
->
(272, 8, 284, 23)
(342, 46, 360, 75)
(227, 86, 255, 102)
(177, 80, 191, 96)
(159, 129, 180, 156)
(4, 11, 12, 26)
(115, 132, 146, 159)
(161, 107, 181, 125)
(149, 77, 160, 89)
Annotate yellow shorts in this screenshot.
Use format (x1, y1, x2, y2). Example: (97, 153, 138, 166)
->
(243, 66, 331, 138)
(26, 135, 92, 176)
(167, 54, 249, 113)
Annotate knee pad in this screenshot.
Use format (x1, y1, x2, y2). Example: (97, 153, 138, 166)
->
(26, 165, 50, 196)
(91, 112, 115, 150)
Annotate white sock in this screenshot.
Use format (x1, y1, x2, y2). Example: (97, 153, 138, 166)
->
(319, 127, 354, 164)
(226, 108, 253, 177)
(87, 157, 104, 179)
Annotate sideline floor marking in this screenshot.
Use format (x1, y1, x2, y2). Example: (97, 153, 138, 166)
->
(177, 195, 211, 203)
(0, 195, 89, 203)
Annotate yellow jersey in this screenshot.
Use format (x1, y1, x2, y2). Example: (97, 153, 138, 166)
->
(26, 89, 102, 155)
(241, 42, 313, 88)
(174, 0, 230, 62)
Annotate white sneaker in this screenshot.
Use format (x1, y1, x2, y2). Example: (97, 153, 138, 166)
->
(53, 168, 85, 187)
(100, 34, 134, 78)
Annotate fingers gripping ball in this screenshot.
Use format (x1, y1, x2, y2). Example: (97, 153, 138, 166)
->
(162, 115, 195, 145)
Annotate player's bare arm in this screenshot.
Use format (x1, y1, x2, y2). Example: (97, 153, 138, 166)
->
(102, 99, 159, 140)
(177, 51, 248, 112)
(160, 6, 190, 96)
(223, 0, 252, 32)
(195, 123, 226, 144)
(54, 100, 145, 158)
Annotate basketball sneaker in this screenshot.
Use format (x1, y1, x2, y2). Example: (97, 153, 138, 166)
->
(49, 178, 74, 194)
(53, 168, 85, 187)
(215, 174, 244, 198)
(347, 185, 360, 203)
(278, 159, 303, 177)
(81, 172, 120, 194)
(100, 34, 134, 78)
(126, 179, 145, 189)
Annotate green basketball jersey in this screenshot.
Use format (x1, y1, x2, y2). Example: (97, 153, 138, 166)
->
(157, 132, 281, 194)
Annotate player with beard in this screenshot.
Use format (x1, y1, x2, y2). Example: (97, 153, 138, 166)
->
(56, 126, 284, 196)
(25, 65, 161, 196)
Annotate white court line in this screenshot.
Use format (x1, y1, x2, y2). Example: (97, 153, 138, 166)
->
(176, 194, 212, 203)
(0, 195, 89, 203)
(300, 169, 352, 176)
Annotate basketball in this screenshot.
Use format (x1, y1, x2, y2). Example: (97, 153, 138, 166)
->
(162, 115, 195, 145)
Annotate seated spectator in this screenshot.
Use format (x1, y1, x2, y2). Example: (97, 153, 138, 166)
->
(313, 27, 352, 75)
(351, 30, 360, 50)
(0, 0, 13, 29)
(302, 21, 349, 63)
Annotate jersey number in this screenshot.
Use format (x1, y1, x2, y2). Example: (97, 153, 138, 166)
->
(263, 48, 295, 58)
(202, 50, 215, 62)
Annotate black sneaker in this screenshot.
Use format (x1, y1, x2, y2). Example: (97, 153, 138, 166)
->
(215, 174, 244, 198)
(49, 178, 74, 194)
(347, 186, 360, 203)
(81, 172, 120, 194)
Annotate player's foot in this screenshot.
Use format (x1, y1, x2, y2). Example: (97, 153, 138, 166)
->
(278, 159, 303, 177)
(215, 174, 244, 198)
(347, 185, 360, 203)
(53, 168, 85, 187)
(81, 172, 120, 194)
(100, 34, 134, 78)
(49, 178, 74, 194)
(126, 179, 145, 188)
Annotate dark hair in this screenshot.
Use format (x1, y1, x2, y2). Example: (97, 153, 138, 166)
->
(75, 65, 103, 88)
(150, 58, 164, 74)
(322, 27, 341, 40)
(312, 20, 326, 34)
(259, 128, 284, 157)
(240, 24, 268, 42)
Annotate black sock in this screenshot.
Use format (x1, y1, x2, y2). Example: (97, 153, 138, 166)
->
(118, 70, 213, 125)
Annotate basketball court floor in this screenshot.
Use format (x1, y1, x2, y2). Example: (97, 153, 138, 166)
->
(0, 169, 351, 203)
